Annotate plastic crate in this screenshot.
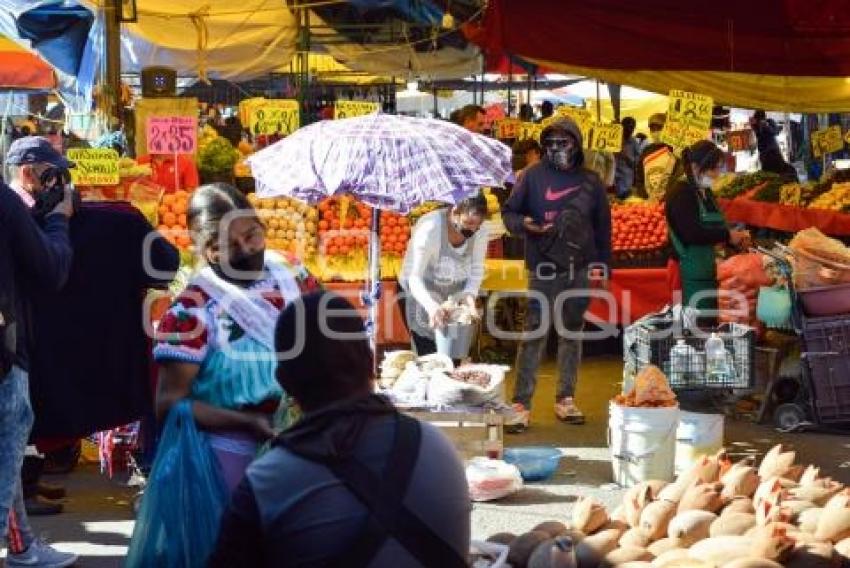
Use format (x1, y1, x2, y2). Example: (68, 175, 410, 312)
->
(625, 319, 755, 390)
(802, 315, 850, 355)
(804, 352, 850, 424)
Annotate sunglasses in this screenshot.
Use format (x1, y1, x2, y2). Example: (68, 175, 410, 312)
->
(543, 138, 573, 149)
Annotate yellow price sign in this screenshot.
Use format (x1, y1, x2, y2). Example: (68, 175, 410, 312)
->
(334, 101, 380, 120)
(67, 148, 119, 186)
(249, 100, 300, 136)
(587, 123, 623, 153)
(661, 89, 713, 149)
(517, 122, 543, 142)
(494, 118, 521, 139)
(812, 125, 844, 158)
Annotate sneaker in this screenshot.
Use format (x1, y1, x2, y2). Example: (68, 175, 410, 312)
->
(505, 403, 530, 433)
(7, 539, 78, 568)
(555, 398, 586, 425)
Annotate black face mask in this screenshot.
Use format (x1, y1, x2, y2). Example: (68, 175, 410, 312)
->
(31, 167, 76, 221)
(452, 218, 477, 240)
(210, 249, 266, 286)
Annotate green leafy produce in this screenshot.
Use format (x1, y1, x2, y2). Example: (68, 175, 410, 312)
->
(751, 177, 785, 202)
(197, 136, 240, 175)
(716, 171, 780, 199)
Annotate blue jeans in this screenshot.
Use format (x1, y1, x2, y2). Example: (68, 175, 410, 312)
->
(513, 272, 590, 409)
(0, 367, 35, 549)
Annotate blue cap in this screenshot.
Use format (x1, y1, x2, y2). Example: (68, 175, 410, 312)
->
(6, 136, 73, 169)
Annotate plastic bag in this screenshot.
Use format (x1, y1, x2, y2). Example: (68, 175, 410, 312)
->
(717, 253, 771, 289)
(448, 364, 509, 406)
(615, 365, 677, 407)
(127, 178, 164, 227)
(465, 457, 523, 502)
(427, 370, 467, 406)
(125, 400, 228, 568)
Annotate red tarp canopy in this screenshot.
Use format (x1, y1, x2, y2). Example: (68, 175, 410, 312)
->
(0, 36, 55, 90)
(473, 0, 850, 77)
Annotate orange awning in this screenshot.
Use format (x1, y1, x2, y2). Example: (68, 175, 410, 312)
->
(0, 35, 55, 90)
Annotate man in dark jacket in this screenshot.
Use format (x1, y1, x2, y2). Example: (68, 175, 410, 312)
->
(0, 138, 77, 567)
(210, 292, 470, 567)
(502, 118, 612, 431)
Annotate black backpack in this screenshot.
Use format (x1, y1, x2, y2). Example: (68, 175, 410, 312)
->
(536, 181, 597, 273)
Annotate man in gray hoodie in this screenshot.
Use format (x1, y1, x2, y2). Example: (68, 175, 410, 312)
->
(502, 118, 612, 431)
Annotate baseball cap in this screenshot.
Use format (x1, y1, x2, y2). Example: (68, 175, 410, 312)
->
(6, 136, 73, 169)
(648, 113, 667, 129)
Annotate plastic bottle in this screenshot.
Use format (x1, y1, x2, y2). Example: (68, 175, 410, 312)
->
(705, 333, 729, 384)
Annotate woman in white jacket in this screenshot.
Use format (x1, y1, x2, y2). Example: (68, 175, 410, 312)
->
(399, 194, 489, 356)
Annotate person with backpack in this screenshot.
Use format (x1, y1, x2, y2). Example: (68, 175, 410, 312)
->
(209, 291, 471, 567)
(502, 118, 612, 432)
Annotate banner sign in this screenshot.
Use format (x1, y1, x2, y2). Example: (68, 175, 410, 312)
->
(67, 148, 120, 185)
(812, 125, 844, 158)
(248, 99, 300, 136)
(661, 90, 713, 149)
(334, 101, 380, 120)
(146, 116, 197, 155)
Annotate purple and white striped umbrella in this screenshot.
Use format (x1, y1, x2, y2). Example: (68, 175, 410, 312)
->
(246, 113, 512, 213)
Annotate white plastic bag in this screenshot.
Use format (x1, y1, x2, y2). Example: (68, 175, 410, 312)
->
(465, 457, 523, 502)
(452, 364, 509, 406)
(470, 541, 510, 568)
(426, 370, 467, 406)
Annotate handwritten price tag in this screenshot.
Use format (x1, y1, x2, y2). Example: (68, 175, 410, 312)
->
(146, 116, 197, 155)
(249, 100, 300, 136)
(587, 123, 623, 153)
(334, 101, 379, 120)
(726, 129, 752, 153)
(494, 118, 521, 139)
(661, 89, 713, 149)
(67, 148, 119, 186)
(812, 125, 844, 158)
(517, 122, 543, 142)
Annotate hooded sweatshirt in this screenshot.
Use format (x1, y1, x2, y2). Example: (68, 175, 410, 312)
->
(502, 118, 612, 272)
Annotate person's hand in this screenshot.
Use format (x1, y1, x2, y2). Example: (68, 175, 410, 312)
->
(729, 229, 752, 249)
(429, 306, 452, 329)
(48, 185, 76, 219)
(463, 294, 481, 321)
(244, 412, 275, 441)
(523, 217, 553, 235)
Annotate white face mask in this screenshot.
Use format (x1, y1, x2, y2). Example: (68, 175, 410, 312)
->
(697, 174, 714, 189)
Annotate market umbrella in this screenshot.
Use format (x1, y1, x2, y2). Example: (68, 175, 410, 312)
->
(246, 113, 512, 352)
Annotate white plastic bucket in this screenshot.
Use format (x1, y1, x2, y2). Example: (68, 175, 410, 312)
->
(609, 402, 679, 488)
(675, 411, 725, 475)
(435, 323, 475, 359)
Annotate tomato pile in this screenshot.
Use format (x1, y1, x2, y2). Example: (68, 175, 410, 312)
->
(611, 202, 668, 252)
(316, 198, 411, 257)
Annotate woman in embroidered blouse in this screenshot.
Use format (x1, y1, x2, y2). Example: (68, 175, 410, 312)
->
(153, 183, 320, 492)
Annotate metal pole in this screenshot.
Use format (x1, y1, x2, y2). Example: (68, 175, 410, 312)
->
(595, 80, 602, 123)
(433, 86, 438, 118)
(507, 64, 513, 117)
(104, 0, 122, 121)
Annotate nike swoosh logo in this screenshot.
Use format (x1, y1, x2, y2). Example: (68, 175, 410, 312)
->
(544, 186, 580, 201)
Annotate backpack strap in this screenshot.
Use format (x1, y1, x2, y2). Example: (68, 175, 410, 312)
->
(326, 414, 467, 568)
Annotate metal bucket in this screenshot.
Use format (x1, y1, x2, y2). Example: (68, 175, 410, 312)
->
(435, 323, 475, 360)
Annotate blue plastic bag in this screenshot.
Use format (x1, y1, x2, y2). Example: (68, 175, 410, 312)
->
(125, 400, 229, 568)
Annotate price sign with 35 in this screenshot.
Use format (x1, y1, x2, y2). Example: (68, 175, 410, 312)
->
(146, 116, 197, 155)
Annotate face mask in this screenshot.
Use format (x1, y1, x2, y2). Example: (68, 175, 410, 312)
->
(543, 137, 577, 171)
(697, 175, 714, 189)
(453, 219, 476, 240)
(210, 249, 266, 286)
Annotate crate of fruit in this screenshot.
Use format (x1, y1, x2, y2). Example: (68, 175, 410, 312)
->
(611, 201, 669, 267)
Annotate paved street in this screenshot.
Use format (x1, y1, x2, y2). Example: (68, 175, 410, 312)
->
(16, 357, 850, 566)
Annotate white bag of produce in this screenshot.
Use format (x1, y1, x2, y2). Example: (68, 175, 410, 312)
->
(452, 364, 509, 406)
(390, 363, 429, 406)
(466, 458, 523, 502)
(426, 370, 467, 406)
(416, 353, 455, 373)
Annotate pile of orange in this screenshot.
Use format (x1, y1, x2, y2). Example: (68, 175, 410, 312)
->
(378, 211, 411, 256)
(157, 190, 192, 250)
(317, 198, 373, 257)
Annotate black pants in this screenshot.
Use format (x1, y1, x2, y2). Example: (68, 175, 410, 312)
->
(410, 331, 437, 357)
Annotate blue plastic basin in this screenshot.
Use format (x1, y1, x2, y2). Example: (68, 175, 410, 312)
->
(503, 447, 563, 482)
